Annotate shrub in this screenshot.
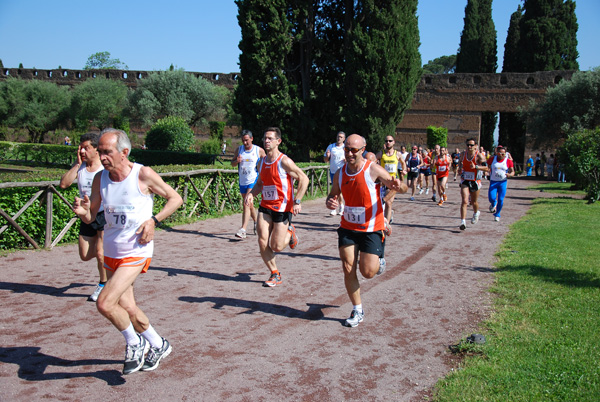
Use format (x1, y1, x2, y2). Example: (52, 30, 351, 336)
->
(209, 121, 226, 140)
(559, 127, 600, 202)
(427, 125, 448, 148)
(199, 137, 223, 154)
(145, 116, 194, 152)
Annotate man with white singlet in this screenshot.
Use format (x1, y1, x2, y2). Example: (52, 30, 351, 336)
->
(232, 129, 266, 239)
(73, 128, 183, 375)
(324, 131, 346, 216)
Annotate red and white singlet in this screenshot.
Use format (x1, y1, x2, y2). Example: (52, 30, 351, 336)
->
(258, 153, 294, 213)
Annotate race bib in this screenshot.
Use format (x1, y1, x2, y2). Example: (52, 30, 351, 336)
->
(104, 205, 136, 229)
(384, 163, 396, 173)
(240, 160, 255, 176)
(411, 166, 419, 173)
(493, 170, 507, 180)
(262, 185, 278, 201)
(438, 165, 447, 172)
(343, 206, 366, 224)
(463, 171, 475, 181)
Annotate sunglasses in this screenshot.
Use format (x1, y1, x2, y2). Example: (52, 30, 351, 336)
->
(467, 143, 476, 147)
(385, 140, 394, 143)
(344, 146, 364, 154)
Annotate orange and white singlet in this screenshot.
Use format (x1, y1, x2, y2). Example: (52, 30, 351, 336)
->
(461, 151, 481, 182)
(101, 163, 154, 259)
(338, 160, 385, 233)
(435, 155, 450, 178)
(259, 153, 294, 213)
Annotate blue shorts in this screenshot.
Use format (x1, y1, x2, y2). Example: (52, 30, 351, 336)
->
(239, 177, 257, 194)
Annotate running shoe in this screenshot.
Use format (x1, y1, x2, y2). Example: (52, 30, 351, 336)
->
(425, 188, 430, 195)
(494, 216, 500, 222)
(235, 228, 247, 239)
(123, 335, 149, 375)
(471, 211, 480, 225)
(288, 224, 298, 249)
(377, 258, 386, 275)
(87, 284, 104, 302)
(443, 194, 448, 202)
(489, 204, 496, 214)
(263, 272, 282, 287)
(142, 337, 172, 372)
(409, 196, 415, 201)
(344, 309, 364, 327)
(437, 200, 444, 206)
(338, 204, 345, 216)
(330, 209, 337, 216)
(418, 188, 424, 195)
(432, 195, 437, 202)
(459, 220, 467, 231)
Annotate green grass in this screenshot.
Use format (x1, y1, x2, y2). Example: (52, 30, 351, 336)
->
(527, 181, 587, 196)
(433, 197, 600, 401)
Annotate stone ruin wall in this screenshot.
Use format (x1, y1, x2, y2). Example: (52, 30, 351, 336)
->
(0, 67, 574, 163)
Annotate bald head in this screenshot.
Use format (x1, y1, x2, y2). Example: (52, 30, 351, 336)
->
(346, 134, 366, 149)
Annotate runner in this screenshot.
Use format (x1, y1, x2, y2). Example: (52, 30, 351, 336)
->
(59, 132, 107, 302)
(487, 146, 515, 222)
(325, 134, 407, 328)
(324, 131, 346, 215)
(430, 144, 441, 202)
(376, 135, 406, 225)
(434, 146, 451, 206)
(418, 149, 432, 197)
(458, 138, 488, 230)
(451, 148, 461, 181)
(231, 130, 265, 239)
(72, 128, 183, 375)
(405, 146, 422, 201)
(398, 145, 409, 181)
(244, 127, 309, 288)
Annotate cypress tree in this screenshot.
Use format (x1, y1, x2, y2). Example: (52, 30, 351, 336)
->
(344, 0, 421, 151)
(456, 0, 497, 152)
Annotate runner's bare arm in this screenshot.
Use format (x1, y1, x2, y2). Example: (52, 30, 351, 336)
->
(231, 146, 241, 167)
(245, 175, 263, 207)
(326, 169, 342, 210)
(372, 163, 408, 194)
(137, 166, 184, 244)
(281, 156, 309, 215)
(59, 145, 83, 189)
(73, 172, 102, 224)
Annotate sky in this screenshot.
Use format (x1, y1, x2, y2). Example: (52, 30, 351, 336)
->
(0, 1, 598, 74)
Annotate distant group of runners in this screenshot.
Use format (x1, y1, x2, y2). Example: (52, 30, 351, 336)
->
(61, 127, 516, 375)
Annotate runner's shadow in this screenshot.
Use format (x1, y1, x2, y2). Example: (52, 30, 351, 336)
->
(152, 266, 261, 283)
(180, 296, 340, 322)
(0, 282, 90, 298)
(163, 228, 234, 241)
(397, 223, 458, 233)
(0, 347, 125, 385)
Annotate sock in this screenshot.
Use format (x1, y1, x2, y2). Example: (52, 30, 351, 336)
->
(140, 325, 164, 349)
(99, 282, 106, 287)
(121, 323, 140, 346)
(353, 304, 363, 314)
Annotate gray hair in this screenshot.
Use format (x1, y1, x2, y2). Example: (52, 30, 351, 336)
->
(100, 128, 131, 154)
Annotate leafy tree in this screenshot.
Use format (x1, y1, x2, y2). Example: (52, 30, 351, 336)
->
(559, 128, 600, 202)
(456, 0, 497, 152)
(128, 69, 228, 128)
(233, 0, 300, 154)
(423, 55, 457, 74)
(0, 78, 70, 143)
(344, 0, 421, 152)
(145, 116, 194, 152)
(520, 68, 600, 146)
(70, 77, 128, 131)
(84, 51, 128, 70)
(427, 126, 448, 148)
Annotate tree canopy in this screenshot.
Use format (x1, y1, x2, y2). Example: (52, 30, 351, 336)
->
(84, 51, 128, 70)
(423, 55, 457, 74)
(70, 77, 128, 131)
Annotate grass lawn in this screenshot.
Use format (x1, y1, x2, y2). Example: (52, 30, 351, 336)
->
(433, 193, 600, 401)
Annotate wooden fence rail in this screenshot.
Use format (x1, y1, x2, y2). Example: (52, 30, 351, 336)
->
(0, 166, 328, 251)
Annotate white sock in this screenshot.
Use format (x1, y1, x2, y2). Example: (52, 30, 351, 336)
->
(121, 323, 140, 346)
(353, 304, 363, 314)
(140, 324, 164, 349)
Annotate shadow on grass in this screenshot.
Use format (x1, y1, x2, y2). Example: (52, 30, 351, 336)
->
(500, 264, 600, 288)
(0, 346, 124, 385)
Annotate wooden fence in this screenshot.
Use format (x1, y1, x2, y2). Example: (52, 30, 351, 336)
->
(0, 166, 329, 251)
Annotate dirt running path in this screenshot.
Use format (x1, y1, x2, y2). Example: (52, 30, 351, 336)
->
(0, 177, 559, 401)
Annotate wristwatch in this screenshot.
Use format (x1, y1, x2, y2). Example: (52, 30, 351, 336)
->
(294, 199, 301, 205)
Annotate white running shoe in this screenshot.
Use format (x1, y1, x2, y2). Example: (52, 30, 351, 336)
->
(377, 258, 386, 275)
(459, 220, 467, 230)
(87, 284, 104, 302)
(418, 188, 424, 195)
(235, 228, 247, 239)
(344, 309, 364, 328)
(330, 209, 337, 216)
(425, 188, 430, 195)
(489, 203, 496, 213)
(471, 211, 480, 225)
(494, 216, 500, 222)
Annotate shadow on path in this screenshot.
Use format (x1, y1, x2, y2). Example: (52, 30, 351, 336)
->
(0, 282, 90, 298)
(152, 266, 261, 283)
(0, 346, 124, 385)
